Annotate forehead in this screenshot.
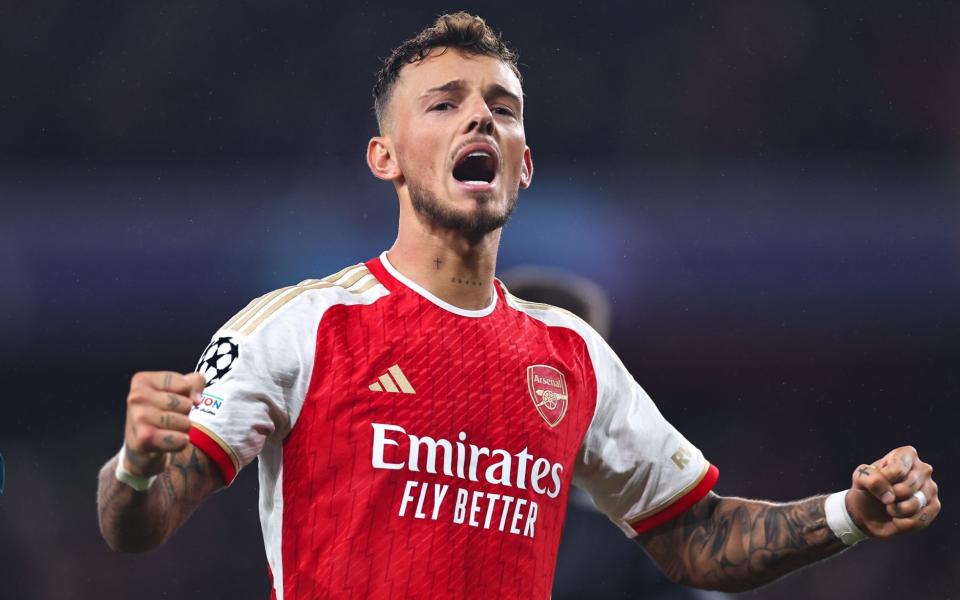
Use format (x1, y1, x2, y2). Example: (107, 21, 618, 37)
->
(393, 48, 523, 104)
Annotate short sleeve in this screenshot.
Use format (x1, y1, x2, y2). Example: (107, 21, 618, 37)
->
(573, 336, 718, 537)
(188, 294, 309, 485)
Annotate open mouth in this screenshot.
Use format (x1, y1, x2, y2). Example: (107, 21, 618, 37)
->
(452, 145, 499, 186)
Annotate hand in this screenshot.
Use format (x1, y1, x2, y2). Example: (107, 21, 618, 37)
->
(123, 371, 206, 478)
(845, 446, 940, 538)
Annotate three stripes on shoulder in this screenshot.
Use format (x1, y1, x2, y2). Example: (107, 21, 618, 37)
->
(222, 263, 380, 336)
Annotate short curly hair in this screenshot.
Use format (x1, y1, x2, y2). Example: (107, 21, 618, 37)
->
(372, 12, 521, 130)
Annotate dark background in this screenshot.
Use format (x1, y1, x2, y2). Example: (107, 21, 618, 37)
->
(1, 1, 957, 598)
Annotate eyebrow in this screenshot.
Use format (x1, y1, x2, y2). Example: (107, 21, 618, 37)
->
(420, 79, 523, 107)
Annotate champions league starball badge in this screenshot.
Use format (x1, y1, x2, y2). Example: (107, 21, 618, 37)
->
(196, 336, 240, 386)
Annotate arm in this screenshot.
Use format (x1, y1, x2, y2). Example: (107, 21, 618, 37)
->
(638, 492, 843, 592)
(637, 446, 940, 592)
(97, 442, 223, 552)
(96, 371, 224, 552)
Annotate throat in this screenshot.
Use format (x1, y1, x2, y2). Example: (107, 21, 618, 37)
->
(384, 248, 498, 313)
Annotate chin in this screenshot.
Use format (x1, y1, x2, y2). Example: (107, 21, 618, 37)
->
(409, 182, 519, 237)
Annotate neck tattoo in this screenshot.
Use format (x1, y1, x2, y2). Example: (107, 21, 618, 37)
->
(451, 276, 483, 287)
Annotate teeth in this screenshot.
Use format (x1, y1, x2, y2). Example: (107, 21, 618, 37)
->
(467, 151, 491, 159)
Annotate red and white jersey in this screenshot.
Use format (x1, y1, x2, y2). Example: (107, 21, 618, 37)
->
(189, 252, 718, 600)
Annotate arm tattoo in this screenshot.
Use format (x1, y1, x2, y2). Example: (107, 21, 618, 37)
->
(638, 493, 847, 592)
(97, 446, 220, 552)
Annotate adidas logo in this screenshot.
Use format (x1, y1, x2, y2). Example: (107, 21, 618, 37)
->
(368, 364, 416, 394)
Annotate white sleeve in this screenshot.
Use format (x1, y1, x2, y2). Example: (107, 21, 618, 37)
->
(188, 290, 315, 485)
(573, 334, 718, 537)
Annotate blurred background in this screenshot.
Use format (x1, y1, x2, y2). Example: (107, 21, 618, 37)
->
(1, 1, 957, 598)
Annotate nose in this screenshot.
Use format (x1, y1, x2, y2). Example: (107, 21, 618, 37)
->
(462, 96, 494, 136)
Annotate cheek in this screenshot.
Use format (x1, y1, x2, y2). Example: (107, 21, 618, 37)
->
(398, 132, 445, 182)
(500, 130, 527, 175)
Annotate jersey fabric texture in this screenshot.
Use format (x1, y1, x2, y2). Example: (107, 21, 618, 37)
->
(188, 252, 719, 600)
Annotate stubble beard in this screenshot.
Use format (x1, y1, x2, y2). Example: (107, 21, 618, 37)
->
(409, 183, 519, 238)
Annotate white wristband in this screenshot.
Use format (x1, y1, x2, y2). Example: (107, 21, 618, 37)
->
(825, 490, 869, 546)
(115, 445, 158, 492)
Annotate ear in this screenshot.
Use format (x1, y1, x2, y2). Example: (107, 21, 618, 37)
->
(519, 145, 534, 189)
(367, 136, 402, 181)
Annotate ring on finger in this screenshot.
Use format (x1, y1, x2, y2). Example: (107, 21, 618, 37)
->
(913, 490, 928, 510)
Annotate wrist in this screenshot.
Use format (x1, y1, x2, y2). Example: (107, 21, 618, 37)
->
(825, 491, 869, 546)
(115, 445, 163, 491)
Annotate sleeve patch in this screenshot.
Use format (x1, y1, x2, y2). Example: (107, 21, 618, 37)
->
(196, 336, 240, 386)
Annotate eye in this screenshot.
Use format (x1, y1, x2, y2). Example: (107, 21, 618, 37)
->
(493, 106, 517, 118)
(431, 102, 455, 112)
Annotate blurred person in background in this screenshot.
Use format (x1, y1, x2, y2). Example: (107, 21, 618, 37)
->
(95, 12, 941, 599)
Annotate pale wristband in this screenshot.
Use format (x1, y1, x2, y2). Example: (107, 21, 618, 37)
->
(825, 490, 868, 546)
(114, 444, 158, 492)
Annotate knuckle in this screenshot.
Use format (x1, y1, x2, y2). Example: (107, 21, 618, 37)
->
(130, 372, 156, 390)
(131, 408, 153, 425)
(134, 426, 155, 448)
(886, 465, 906, 480)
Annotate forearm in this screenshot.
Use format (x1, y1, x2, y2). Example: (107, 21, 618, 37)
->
(96, 446, 215, 552)
(640, 493, 847, 592)
(97, 454, 173, 551)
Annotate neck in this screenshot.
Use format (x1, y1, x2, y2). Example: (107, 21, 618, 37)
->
(387, 204, 502, 312)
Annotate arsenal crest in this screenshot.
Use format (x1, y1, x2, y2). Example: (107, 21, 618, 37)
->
(527, 365, 569, 427)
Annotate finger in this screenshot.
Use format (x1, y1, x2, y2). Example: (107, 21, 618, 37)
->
(888, 478, 938, 519)
(154, 430, 190, 452)
(892, 490, 941, 532)
(874, 446, 917, 485)
(184, 372, 207, 404)
(891, 461, 933, 500)
(131, 371, 199, 395)
(851, 464, 895, 505)
(145, 410, 193, 434)
(127, 424, 190, 454)
(128, 388, 195, 415)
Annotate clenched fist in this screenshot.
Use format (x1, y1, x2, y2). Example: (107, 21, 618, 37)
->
(846, 446, 940, 538)
(123, 371, 206, 478)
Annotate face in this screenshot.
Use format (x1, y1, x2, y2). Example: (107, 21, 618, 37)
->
(368, 48, 533, 237)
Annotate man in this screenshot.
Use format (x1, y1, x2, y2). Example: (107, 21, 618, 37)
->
(97, 13, 940, 599)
